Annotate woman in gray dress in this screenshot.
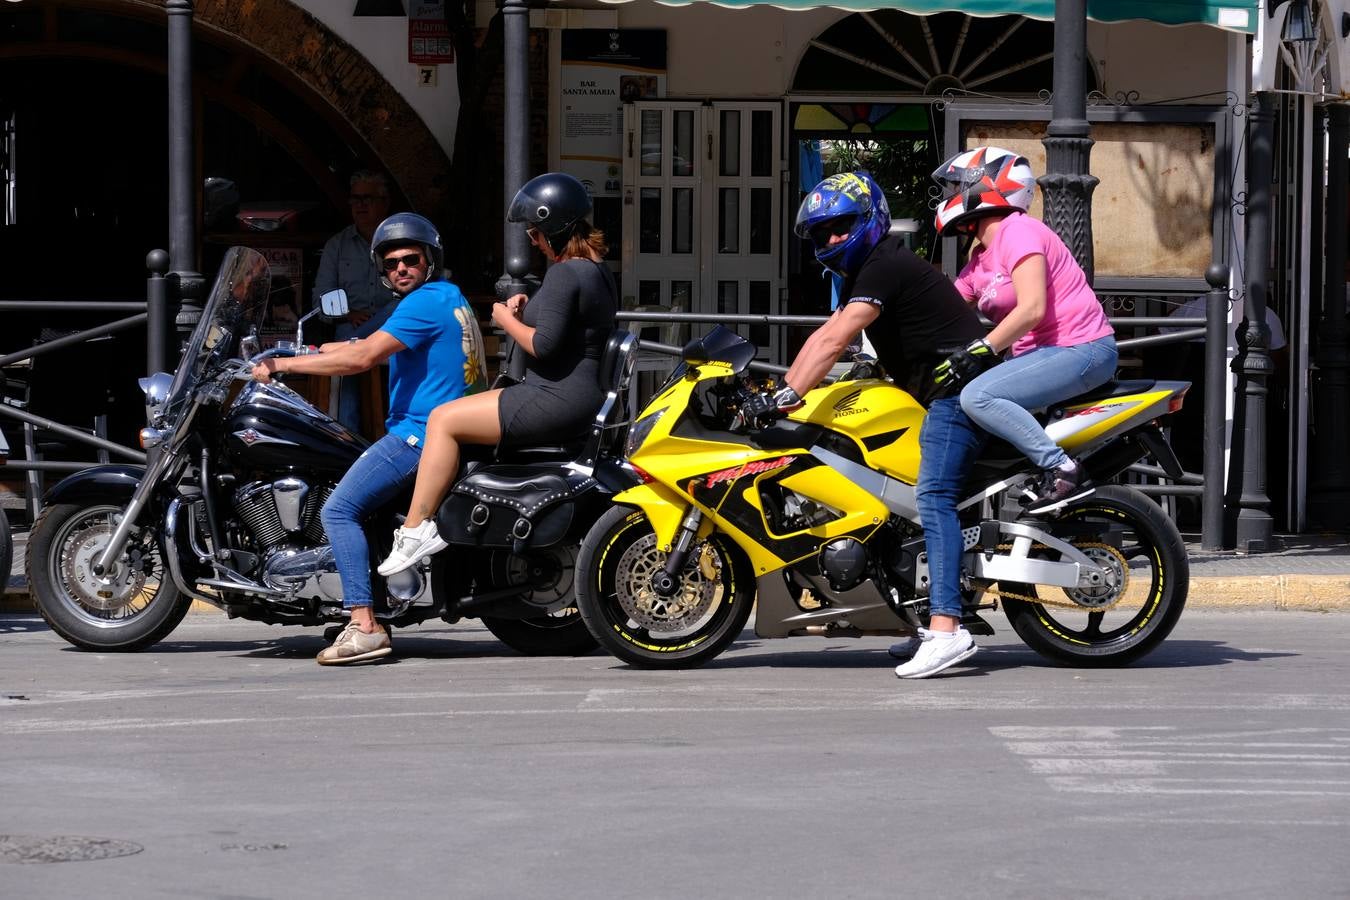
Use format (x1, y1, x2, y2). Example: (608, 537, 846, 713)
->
(377, 172, 617, 575)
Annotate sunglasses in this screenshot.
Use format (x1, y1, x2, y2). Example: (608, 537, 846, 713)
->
(381, 252, 424, 272)
(350, 194, 387, 206)
(808, 216, 856, 247)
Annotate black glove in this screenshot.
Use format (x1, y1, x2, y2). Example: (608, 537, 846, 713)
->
(932, 338, 999, 392)
(740, 385, 803, 428)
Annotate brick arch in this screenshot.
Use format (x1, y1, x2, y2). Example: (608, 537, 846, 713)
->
(166, 0, 452, 211)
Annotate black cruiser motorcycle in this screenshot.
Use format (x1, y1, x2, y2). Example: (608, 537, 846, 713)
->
(26, 247, 637, 654)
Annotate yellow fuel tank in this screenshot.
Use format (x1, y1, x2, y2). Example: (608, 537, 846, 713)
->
(791, 379, 927, 484)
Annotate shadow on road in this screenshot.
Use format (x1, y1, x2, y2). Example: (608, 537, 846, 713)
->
(0, 614, 50, 635)
(681, 636, 1297, 673)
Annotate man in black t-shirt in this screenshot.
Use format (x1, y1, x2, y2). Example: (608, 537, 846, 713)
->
(745, 172, 993, 680)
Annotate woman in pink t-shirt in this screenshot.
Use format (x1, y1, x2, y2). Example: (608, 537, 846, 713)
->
(931, 147, 1117, 513)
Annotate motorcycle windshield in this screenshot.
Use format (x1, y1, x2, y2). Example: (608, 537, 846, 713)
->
(683, 325, 757, 374)
(165, 247, 272, 403)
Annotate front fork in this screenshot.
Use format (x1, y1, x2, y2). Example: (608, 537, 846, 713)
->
(91, 446, 180, 576)
(650, 506, 705, 597)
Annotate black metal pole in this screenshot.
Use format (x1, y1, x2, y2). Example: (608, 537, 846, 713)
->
(1202, 263, 1228, 551)
(1037, 0, 1098, 283)
(1308, 103, 1350, 528)
(146, 249, 170, 375)
(166, 0, 204, 349)
(1226, 91, 1277, 552)
(497, 0, 532, 382)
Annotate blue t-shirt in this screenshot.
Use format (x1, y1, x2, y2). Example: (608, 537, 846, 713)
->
(378, 280, 487, 444)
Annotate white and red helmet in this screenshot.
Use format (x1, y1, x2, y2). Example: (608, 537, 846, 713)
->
(931, 146, 1036, 235)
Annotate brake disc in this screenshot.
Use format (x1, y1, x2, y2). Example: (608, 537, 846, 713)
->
(614, 534, 719, 633)
(59, 519, 148, 612)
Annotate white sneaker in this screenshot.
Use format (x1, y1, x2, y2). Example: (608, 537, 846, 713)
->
(894, 627, 977, 679)
(376, 519, 448, 577)
(887, 636, 922, 659)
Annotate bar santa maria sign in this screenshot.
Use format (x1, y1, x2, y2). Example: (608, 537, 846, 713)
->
(409, 1, 454, 64)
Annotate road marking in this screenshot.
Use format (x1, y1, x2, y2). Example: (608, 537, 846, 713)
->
(1074, 814, 1350, 827)
(993, 724, 1350, 804)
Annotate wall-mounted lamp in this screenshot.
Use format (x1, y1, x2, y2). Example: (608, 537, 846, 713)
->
(1282, 0, 1316, 42)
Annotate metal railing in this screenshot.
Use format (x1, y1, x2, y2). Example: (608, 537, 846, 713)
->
(0, 253, 173, 519)
(0, 254, 1232, 551)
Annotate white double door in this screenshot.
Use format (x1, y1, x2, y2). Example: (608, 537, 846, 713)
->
(620, 100, 783, 360)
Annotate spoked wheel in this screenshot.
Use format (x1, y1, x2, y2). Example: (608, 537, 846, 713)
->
(27, 502, 190, 651)
(999, 485, 1189, 666)
(575, 506, 755, 669)
(479, 544, 597, 656)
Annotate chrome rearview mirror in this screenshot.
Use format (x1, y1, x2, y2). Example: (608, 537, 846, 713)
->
(319, 288, 350, 319)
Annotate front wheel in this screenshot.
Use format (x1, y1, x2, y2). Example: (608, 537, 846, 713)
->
(999, 484, 1189, 666)
(27, 502, 191, 651)
(576, 506, 755, 669)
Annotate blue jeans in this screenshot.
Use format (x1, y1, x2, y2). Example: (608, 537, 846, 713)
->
(960, 336, 1118, 471)
(320, 433, 422, 609)
(916, 397, 987, 620)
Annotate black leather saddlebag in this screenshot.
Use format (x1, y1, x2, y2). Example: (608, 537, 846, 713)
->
(436, 464, 597, 554)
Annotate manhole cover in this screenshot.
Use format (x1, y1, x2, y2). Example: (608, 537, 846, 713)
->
(0, 834, 144, 864)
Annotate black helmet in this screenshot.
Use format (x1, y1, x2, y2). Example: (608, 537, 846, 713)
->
(507, 172, 592, 254)
(370, 212, 443, 288)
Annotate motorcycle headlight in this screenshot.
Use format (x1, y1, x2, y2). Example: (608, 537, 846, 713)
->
(624, 408, 667, 458)
(139, 372, 174, 423)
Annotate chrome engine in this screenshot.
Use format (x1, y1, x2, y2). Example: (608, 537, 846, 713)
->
(232, 479, 342, 601)
(233, 478, 332, 549)
(229, 478, 424, 607)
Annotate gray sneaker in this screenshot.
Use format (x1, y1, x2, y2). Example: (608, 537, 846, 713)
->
(317, 621, 392, 666)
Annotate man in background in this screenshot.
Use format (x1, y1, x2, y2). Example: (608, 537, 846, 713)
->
(313, 170, 397, 431)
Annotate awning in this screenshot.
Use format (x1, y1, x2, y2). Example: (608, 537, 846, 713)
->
(611, 0, 1258, 33)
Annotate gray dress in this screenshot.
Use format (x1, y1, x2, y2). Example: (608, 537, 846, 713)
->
(498, 258, 617, 444)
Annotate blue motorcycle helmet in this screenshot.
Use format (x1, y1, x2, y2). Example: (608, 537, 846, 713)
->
(793, 172, 891, 278)
(370, 212, 444, 289)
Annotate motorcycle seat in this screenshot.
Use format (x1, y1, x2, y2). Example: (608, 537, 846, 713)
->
(1061, 379, 1156, 406)
(496, 442, 584, 463)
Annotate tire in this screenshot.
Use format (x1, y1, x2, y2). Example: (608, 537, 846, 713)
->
(476, 543, 597, 656)
(26, 502, 191, 651)
(481, 614, 596, 656)
(1000, 484, 1188, 666)
(576, 505, 756, 669)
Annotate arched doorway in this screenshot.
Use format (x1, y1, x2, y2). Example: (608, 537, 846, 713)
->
(0, 0, 451, 457)
(787, 11, 1099, 312)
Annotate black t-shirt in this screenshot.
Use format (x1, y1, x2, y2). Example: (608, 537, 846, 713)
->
(843, 236, 986, 398)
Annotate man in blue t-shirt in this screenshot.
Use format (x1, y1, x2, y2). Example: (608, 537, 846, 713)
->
(252, 213, 486, 666)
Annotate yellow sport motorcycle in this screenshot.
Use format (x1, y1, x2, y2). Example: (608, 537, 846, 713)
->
(575, 326, 1191, 669)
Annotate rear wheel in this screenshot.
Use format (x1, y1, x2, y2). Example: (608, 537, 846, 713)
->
(576, 506, 755, 669)
(478, 544, 597, 656)
(999, 485, 1188, 666)
(27, 502, 190, 651)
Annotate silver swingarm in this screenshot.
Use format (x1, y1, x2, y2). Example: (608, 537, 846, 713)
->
(965, 520, 1108, 589)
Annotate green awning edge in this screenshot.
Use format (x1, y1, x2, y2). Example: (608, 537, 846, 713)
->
(624, 0, 1256, 33)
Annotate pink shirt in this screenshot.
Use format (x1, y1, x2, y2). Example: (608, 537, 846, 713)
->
(953, 212, 1113, 357)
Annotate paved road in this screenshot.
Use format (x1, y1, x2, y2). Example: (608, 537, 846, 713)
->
(3, 611, 1348, 899)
